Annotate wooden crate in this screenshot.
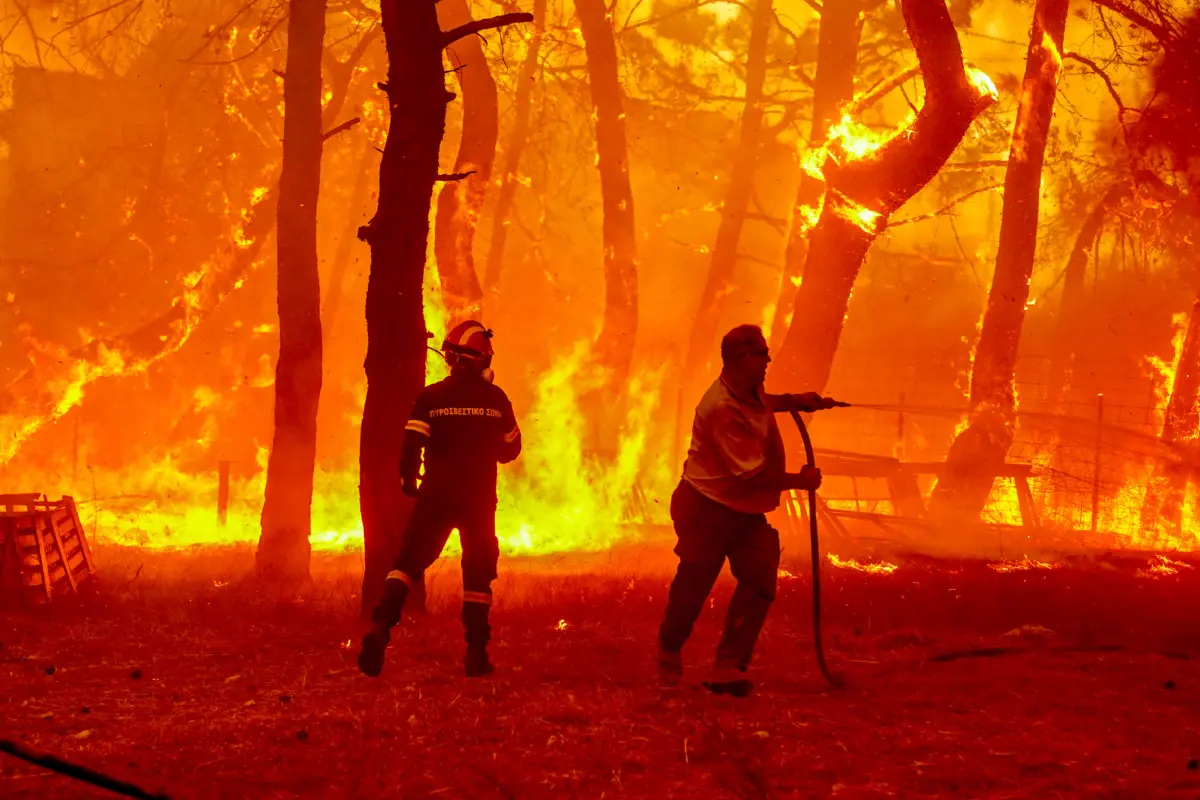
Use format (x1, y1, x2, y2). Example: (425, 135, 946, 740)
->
(0, 494, 96, 606)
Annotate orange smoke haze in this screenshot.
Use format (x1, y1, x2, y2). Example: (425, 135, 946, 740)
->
(0, 0, 1196, 558)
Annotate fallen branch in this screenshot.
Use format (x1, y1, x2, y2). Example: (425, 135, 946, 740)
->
(437, 170, 477, 182)
(0, 739, 171, 799)
(321, 116, 361, 141)
(928, 647, 1021, 663)
(441, 12, 534, 47)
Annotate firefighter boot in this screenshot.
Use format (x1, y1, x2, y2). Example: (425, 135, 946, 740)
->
(462, 601, 494, 678)
(702, 665, 753, 698)
(358, 577, 410, 677)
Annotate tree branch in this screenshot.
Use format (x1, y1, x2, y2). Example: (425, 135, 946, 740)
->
(442, 12, 534, 47)
(1091, 0, 1173, 41)
(847, 66, 922, 116)
(322, 116, 361, 141)
(889, 181, 1004, 227)
(437, 170, 478, 182)
(1063, 51, 1133, 118)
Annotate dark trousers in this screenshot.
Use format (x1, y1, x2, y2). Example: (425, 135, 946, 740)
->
(373, 493, 499, 647)
(659, 480, 781, 671)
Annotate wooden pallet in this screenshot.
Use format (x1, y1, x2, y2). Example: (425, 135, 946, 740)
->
(0, 494, 96, 606)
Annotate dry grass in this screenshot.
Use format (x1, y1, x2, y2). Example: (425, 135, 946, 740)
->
(3, 545, 1200, 798)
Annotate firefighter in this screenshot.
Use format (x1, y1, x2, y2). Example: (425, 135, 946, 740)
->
(658, 324, 838, 697)
(358, 321, 522, 679)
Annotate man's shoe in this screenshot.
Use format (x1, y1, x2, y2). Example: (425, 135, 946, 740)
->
(658, 647, 683, 687)
(357, 625, 390, 678)
(464, 645, 494, 678)
(702, 665, 753, 698)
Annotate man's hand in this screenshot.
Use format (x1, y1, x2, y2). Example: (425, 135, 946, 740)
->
(788, 392, 839, 412)
(793, 465, 822, 491)
(402, 478, 421, 498)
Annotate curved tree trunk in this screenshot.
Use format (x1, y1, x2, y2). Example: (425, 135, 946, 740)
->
(356, 0, 446, 616)
(1142, 294, 1200, 534)
(577, 0, 639, 446)
(257, 0, 327, 589)
(483, 0, 546, 313)
(928, 0, 1069, 522)
(680, 0, 773, 399)
(1047, 182, 1130, 410)
(434, 0, 498, 326)
(770, 0, 996, 395)
(769, 0, 863, 351)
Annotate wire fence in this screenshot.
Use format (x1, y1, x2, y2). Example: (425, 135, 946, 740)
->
(808, 348, 1194, 544)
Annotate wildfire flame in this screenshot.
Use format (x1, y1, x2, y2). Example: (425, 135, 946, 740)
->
(827, 553, 899, 575)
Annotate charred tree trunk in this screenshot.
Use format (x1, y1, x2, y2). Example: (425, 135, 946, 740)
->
(356, 0, 445, 616)
(356, 4, 532, 616)
(434, 0, 498, 325)
(1047, 182, 1129, 410)
(1142, 294, 1200, 533)
(577, 0, 639, 445)
(483, 0, 546, 311)
(257, 0, 327, 589)
(929, 0, 1069, 522)
(770, 0, 996, 395)
(681, 0, 773, 397)
(769, 0, 863, 351)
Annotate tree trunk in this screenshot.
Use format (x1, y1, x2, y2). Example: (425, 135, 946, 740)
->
(680, 0, 773, 397)
(321, 146, 376, 347)
(577, 0, 639, 445)
(770, 0, 996, 395)
(256, 0, 327, 589)
(769, 0, 863, 351)
(356, 0, 446, 616)
(1142, 294, 1200, 533)
(483, 0, 546, 311)
(1047, 182, 1130, 410)
(928, 0, 1069, 522)
(434, 0, 498, 325)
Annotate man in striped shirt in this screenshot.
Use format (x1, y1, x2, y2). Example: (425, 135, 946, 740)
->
(359, 321, 522, 679)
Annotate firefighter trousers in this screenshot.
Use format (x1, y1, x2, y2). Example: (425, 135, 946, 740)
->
(372, 493, 500, 648)
(659, 480, 781, 671)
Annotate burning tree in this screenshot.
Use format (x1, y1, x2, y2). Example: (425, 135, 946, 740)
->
(769, 1, 863, 351)
(680, 0, 774, 398)
(256, 0, 327, 588)
(483, 0, 547, 310)
(1131, 9, 1200, 534)
(434, 0, 499, 325)
(932, 0, 1186, 525)
(769, 0, 997, 395)
(929, 0, 1071, 522)
(356, 0, 531, 614)
(576, 0, 639, 443)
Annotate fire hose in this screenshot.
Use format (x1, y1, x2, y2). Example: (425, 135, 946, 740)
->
(0, 738, 170, 799)
(789, 400, 850, 688)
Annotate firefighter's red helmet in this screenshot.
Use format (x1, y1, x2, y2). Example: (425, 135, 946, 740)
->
(442, 320, 494, 371)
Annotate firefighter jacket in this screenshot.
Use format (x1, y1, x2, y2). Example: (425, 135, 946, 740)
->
(400, 370, 522, 501)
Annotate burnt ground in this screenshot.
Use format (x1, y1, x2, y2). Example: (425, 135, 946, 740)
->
(3, 544, 1200, 799)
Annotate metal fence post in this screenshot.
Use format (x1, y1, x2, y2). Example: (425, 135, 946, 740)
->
(1091, 393, 1104, 532)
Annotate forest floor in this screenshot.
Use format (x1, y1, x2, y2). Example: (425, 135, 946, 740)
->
(3, 543, 1200, 798)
